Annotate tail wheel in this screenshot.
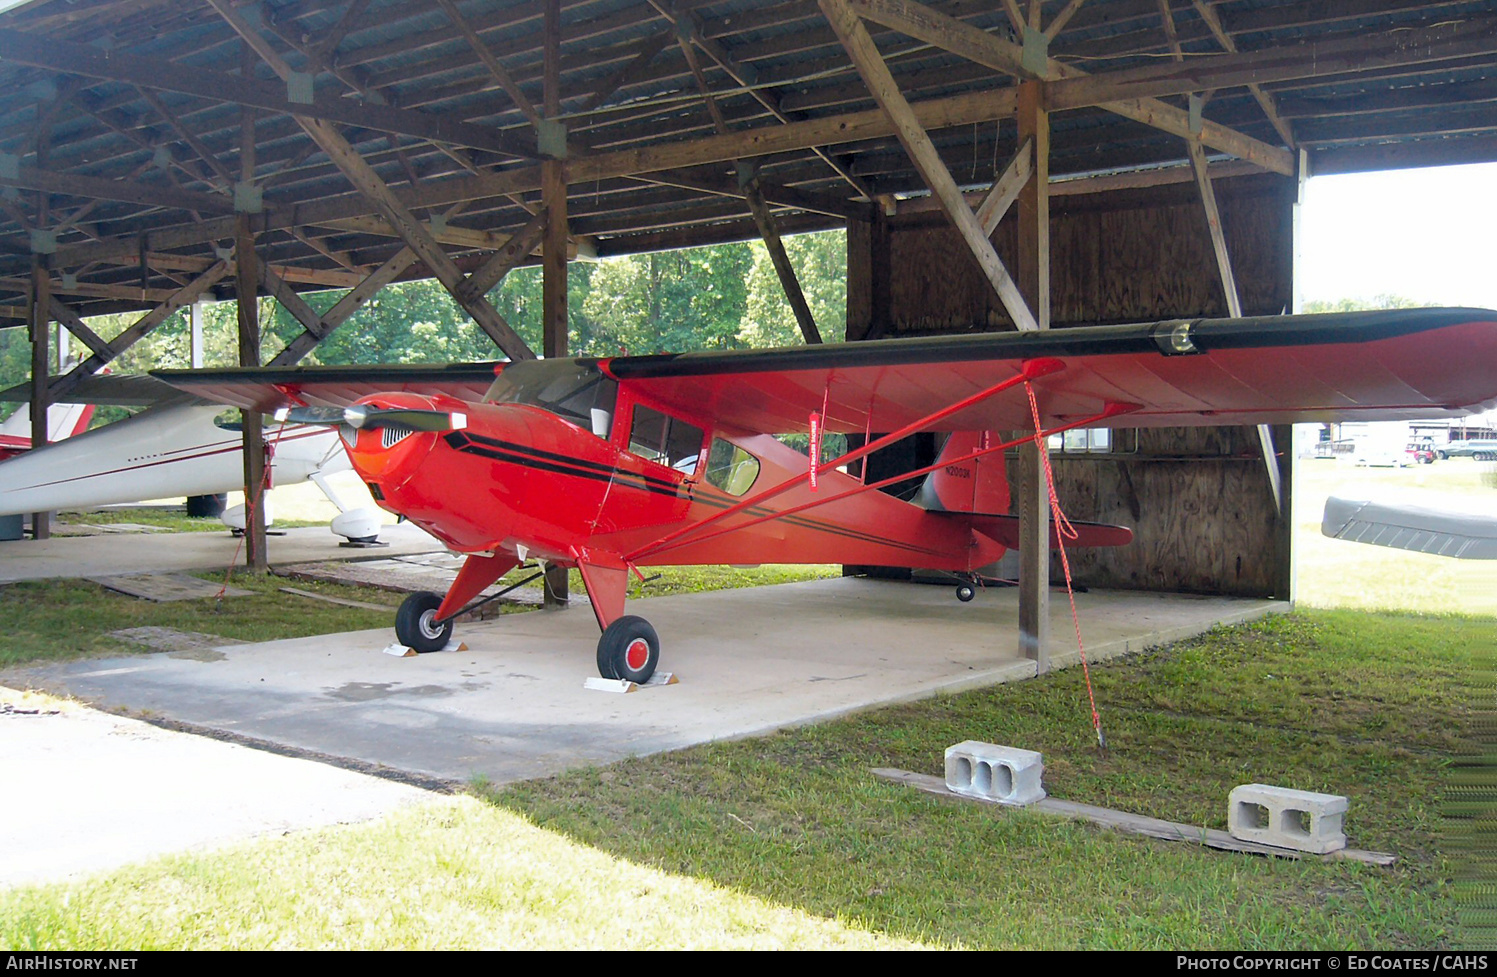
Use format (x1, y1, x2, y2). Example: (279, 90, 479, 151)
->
(395, 591, 453, 653)
(597, 615, 660, 684)
(955, 583, 977, 602)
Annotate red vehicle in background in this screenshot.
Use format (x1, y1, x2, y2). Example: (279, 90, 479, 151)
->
(1407, 439, 1437, 465)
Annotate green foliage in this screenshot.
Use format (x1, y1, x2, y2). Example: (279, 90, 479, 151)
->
(582, 243, 755, 355)
(1302, 294, 1438, 313)
(6, 233, 851, 410)
(739, 230, 847, 348)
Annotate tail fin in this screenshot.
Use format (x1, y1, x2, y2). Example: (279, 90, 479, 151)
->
(918, 431, 1009, 514)
(920, 430, 1133, 549)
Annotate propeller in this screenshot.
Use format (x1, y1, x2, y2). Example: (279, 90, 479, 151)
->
(275, 405, 468, 432)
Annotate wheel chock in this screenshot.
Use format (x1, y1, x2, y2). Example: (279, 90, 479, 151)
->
(381, 640, 466, 657)
(583, 671, 678, 694)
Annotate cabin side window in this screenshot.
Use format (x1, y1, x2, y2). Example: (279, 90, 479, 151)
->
(704, 438, 760, 496)
(629, 405, 704, 473)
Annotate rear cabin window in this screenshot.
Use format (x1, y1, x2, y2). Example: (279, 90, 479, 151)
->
(704, 439, 760, 496)
(629, 405, 704, 473)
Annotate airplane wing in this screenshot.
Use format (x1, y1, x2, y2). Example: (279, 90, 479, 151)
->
(150, 309, 1497, 432)
(1322, 495, 1497, 559)
(0, 373, 208, 408)
(152, 361, 503, 412)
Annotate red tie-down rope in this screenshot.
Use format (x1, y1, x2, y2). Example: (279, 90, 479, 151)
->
(215, 417, 281, 604)
(1025, 382, 1107, 751)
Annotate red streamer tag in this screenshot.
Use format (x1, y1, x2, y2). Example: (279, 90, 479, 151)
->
(808, 412, 822, 491)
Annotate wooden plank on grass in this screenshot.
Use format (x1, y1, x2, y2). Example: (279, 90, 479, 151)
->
(871, 768, 1396, 866)
(88, 572, 250, 602)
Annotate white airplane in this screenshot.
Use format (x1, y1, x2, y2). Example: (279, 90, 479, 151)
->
(0, 399, 95, 460)
(0, 376, 385, 543)
(1322, 495, 1497, 560)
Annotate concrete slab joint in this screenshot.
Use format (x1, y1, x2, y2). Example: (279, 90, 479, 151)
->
(1228, 783, 1348, 854)
(944, 741, 1045, 806)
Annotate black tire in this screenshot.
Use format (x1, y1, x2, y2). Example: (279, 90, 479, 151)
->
(395, 591, 453, 653)
(596, 615, 660, 684)
(186, 493, 227, 518)
(956, 583, 976, 602)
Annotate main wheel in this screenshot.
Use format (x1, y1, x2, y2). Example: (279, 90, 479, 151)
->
(956, 583, 976, 602)
(395, 591, 453, 653)
(596, 615, 660, 684)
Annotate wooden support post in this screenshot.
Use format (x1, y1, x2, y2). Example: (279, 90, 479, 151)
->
(28, 259, 51, 540)
(541, 0, 569, 609)
(237, 76, 267, 573)
(190, 300, 205, 368)
(1015, 78, 1051, 671)
(236, 215, 267, 573)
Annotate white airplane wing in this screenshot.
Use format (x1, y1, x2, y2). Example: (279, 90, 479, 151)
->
(1321, 496, 1497, 560)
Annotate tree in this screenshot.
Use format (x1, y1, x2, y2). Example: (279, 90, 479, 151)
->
(1301, 294, 1436, 313)
(582, 244, 754, 356)
(738, 229, 847, 348)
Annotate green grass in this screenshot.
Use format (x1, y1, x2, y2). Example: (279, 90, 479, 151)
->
(0, 573, 398, 666)
(482, 609, 1484, 949)
(0, 564, 840, 668)
(0, 797, 918, 950)
(0, 609, 1478, 948)
(53, 507, 324, 533)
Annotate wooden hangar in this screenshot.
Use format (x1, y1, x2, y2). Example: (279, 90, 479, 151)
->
(0, 0, 1493, 663)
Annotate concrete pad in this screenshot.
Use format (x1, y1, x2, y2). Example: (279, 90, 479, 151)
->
(0, 521, 443, 584)
(3, 578, 1286, 787)
(0, 687, 433, 889)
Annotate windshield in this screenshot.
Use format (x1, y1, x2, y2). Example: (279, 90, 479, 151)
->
(482, 359, 618, 432)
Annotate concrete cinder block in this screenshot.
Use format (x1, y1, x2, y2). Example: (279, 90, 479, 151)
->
(1228, 783, 1348, 854)
(944, 741, 1045, 806)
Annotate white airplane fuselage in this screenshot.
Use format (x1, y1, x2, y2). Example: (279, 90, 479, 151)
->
(0, 403, 349, 516)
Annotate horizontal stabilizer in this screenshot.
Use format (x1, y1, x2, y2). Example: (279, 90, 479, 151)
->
(946, 512, 1133, 549)
(1321, 496, 1497, 559)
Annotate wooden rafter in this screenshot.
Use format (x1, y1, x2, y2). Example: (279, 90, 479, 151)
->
(975, 136, 1032, 236)
(49, 259, 229, 399)
(269, 247, 420, 367)
(204, 0, 537, 361)
(1188, 0, 1296, 148)
(848, 0, 1295, 176)
(435, 0, 544, 129)
(0, 26, 536, 160)
(820, 0, 1039, 332)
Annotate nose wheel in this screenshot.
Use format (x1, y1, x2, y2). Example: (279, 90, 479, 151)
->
(395, 591, 453, 652)
(597, 615, 660, 684)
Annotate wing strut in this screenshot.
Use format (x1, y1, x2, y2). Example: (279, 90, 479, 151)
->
(632, 399, 1139, 561)
(624, 358, 1066, 562)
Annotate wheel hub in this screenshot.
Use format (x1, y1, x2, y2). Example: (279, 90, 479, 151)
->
(625, 638, 650, 672)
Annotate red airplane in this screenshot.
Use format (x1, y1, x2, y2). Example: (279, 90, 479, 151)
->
(155, 308, 1497, 682)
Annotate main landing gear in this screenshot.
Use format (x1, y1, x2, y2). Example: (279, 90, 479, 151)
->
(395, 591, 453, 652)
(394, 555, 665, 683)
(596, 615, 661, 684)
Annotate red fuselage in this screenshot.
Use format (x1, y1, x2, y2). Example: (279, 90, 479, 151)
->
(343, 388, 1005, 575)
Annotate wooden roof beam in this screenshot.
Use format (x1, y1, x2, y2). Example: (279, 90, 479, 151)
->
(820, 0, 1038, 331)
(0, 26, 537, 160)
(848, 0, 1295, 175)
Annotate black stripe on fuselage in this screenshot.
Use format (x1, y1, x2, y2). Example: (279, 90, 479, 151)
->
(444, 431, 683, 499)
(441, 432, 956, 559)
